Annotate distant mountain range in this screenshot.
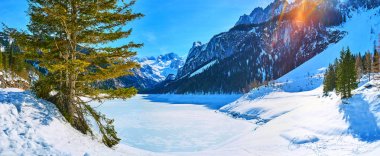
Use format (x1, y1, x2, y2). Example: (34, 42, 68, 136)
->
(98, 53, 185, 91)
(151, 0, 380, 94)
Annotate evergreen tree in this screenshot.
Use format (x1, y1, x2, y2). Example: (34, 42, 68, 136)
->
(364, 51, 372, 80)
(336, 49, 346, 97)
(336, 48, 357, 98)
(373, 49, 380, 73)
(355, 53, 363, 79)
(346, 48, 357, 97)
(323, 64, 336, 95)
(11, 0, 143, 147)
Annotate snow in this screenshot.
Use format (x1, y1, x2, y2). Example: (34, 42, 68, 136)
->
(0, 70, 29, 85)
(277, 7, 380, 92)
(91, 94, 253, 153)
(0, 89, 254, 155)
(189, 60, 217, 78)
(0, 89, 160, 156)
(215, 7, 380, 155)
(135, 53, 185, 82)
(2, 5, 380, 156)
(4, 79, 380, 155)
(217, 79, 380, 155)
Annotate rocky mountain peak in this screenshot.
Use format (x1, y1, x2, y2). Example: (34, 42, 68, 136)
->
(236, 0, 290, 25)
(157, 52, 181, 62)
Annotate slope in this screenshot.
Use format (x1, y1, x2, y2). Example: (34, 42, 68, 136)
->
(0, 88, 161, 156)
(212, 6, 380, 155)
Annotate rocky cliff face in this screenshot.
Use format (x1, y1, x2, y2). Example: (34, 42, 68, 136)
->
(235, 0, 291, 26)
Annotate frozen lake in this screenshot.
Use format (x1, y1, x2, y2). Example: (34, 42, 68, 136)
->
(92, 94, 253, 153)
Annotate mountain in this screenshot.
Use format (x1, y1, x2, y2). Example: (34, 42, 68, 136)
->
(235, 0, 291, 26)
(153, 0, 380, 94)
(99, 52, 185, 91)
(223, 5, 380, 115)
(216, 7, 380, 154)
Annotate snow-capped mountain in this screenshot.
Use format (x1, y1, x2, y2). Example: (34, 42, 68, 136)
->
(216, 6, 380, 154)
(100, 52, 185, 91)
(155, 0, 380, 94)
(136, 52, 184, 82)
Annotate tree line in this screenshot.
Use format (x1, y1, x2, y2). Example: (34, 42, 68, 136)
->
(323, 46, 379, 98)
(0, 33, 31, 89)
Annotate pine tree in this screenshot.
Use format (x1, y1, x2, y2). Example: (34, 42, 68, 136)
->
(11, 0, 143, 147)
(355, 53, 363, 80)
(373, 49, 380, 73)
(336, 49, 346, 97)
(346, 48, 357, 98)
(336, 48, 357, 98)
(323, 64, 336, 95)
(364, 51, 372, 80)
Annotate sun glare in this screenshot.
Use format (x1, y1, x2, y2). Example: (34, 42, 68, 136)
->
(293, 0, 324, 28)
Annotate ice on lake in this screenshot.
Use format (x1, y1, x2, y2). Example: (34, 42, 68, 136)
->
(92, 94, 253, 152)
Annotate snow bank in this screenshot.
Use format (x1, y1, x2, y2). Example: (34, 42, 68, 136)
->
(0, 89, 160, 156)
(214, 79, 380, 155)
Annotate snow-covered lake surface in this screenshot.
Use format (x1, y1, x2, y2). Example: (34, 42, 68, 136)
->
(92, 94, 253, 153)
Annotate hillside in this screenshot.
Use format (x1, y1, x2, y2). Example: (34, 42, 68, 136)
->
(0, 88, 161, 155)
(212, 6, 380, 155)
(203, 79, 380, 155)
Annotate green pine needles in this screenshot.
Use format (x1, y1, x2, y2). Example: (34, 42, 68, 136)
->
(10, 0, 143, 147)
(323, 47, 359, 98)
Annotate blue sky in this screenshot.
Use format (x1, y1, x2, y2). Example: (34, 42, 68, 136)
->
(0, 0, 273, 57)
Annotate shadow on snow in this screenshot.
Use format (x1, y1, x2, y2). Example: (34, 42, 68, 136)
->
(142, 94, 242, 110)
(339, 94, 380, 142)
(0, 90, 58, 125)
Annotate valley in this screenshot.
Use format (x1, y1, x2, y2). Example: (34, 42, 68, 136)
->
(1, 0, 380, 155)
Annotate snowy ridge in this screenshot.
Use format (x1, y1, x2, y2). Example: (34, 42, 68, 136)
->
(101, 52, 185, 90)
(135, 53, 185, 82)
